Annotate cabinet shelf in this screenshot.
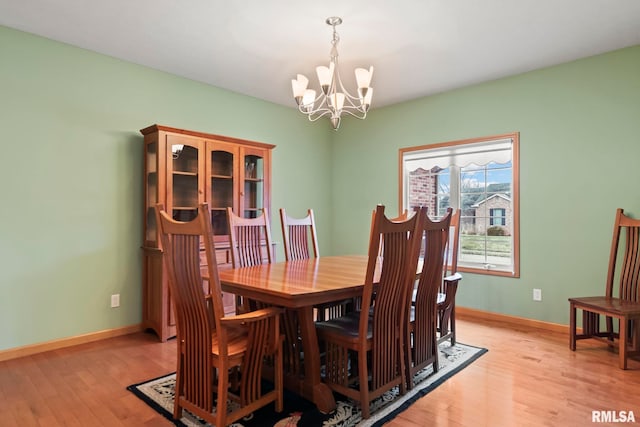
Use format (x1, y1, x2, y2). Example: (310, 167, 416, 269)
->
(173, 171, 198, 176)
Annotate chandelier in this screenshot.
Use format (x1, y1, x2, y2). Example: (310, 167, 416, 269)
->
(291, 17, 374, 130)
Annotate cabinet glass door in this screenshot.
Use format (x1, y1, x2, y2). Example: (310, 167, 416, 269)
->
(209, 145, 237, 238)
(168, 137, 201, 222)
(243, 152, 265, 218)
(145, 141, 158, 245)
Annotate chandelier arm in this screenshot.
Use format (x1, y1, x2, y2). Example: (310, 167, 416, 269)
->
(340, 95, 366, 109)
(298, 95, 333, 116)
(332, 65, 362, 102)
(306, 111, 333, 122)
(298, 96, 335, 120)
(340, 108, 367, 119)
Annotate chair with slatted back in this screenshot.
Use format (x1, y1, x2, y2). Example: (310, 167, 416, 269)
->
(348, 208, 412, 315)
(569, 208, 640, 369)
(226, 207, 274, 312)
(315, 205, 426, 419)
(279, 207, 350, 321)
(409, 209, 461, 345)
(437, 209, 462, 345)
(227, 207, 274, 268)
(156, 203, 283, 426)
(279, 208, 319, 261)
(405, 208, 452, 389)
(228, 207, 303, 378)
(373, 209, 410, 257)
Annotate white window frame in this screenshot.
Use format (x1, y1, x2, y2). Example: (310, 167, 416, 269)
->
(399, 133, 520, 278)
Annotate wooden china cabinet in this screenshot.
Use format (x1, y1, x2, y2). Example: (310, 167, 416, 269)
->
(141, 124, 275, 342)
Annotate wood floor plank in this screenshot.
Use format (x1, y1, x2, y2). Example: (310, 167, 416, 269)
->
(386, 316, 640, 426)
(0, 317, 638, 426)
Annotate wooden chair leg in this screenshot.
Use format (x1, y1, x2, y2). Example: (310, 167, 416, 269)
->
(631, 319, 640, 352)
(569, 303, 577, 351)
(174, 348, 183, 420)
(450, 306, 457, 345)
(619, 316, 628, 370)
(405, 329, 414, 391)
(398, 337, 407, 396)
(432, 334, 439, 374)
(230, 366, 239, 391)
(606, 316, 615, 343)
(173, 394, 183, 420)
(275, 336, 284, 412)
(358, 348, 370, 419)
(216, 366, 228, 427)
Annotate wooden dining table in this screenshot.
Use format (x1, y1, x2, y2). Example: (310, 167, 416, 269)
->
(217, 254, 379, 414)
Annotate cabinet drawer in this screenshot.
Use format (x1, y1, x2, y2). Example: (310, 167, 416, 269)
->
(216, 248, 231, 266)
(199, 248, 231, 268)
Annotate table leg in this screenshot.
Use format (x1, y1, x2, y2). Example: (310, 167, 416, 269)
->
(297, 306, 336, 413)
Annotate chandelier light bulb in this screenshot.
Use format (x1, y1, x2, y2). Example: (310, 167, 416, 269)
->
(291, 74, 309, 104)
(316, 62, 334, 95)
(291, 16, 373, 130)
(302, 89, 316, 112)
(355, 66, 374, 90)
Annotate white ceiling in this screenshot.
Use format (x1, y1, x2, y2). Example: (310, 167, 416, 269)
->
(1, 0, 639, 109)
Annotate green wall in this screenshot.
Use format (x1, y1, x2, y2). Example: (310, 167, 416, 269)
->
(1, 24, 638, 352)
(0, 26, 332, 351)
(331, 45, 640, 325)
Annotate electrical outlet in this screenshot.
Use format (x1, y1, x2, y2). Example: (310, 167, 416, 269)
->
(111, 294, 120, 308)
(533, 288, 542, 302)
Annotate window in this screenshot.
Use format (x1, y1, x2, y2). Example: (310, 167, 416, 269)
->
(399, 133, 519, 277)
(490, 208, 506, 226)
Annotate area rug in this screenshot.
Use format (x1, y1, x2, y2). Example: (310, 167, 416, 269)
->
(128, 342, 487, 427)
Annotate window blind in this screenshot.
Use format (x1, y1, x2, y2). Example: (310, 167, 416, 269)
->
(403, 137, 513, 171)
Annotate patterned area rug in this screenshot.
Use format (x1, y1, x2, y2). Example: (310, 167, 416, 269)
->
(128, 342, 487, 427)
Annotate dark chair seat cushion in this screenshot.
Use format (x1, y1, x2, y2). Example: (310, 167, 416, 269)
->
(315, 311, 372, 339)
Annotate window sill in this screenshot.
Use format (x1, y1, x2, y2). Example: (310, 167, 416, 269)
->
(458, 265, 520, 278)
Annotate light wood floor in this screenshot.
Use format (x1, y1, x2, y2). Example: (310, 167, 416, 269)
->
(1, 316, 639, 427)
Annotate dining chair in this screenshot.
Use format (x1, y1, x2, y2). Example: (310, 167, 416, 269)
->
(156, 203, 283, 426)
(227, 207, 274, 268)
(279, 208, 319, 261)
(371, 209, 411, 257)
(315, 205, 427, 419)
(569, 208, 640, 369)
(227, 207, 274, 312)
(437, 208, 462, 345)
(229, 207, 303, 378)
(352, 208, 412, 314)
(405, 208, 452, 389)
(280, 207, 352, 322)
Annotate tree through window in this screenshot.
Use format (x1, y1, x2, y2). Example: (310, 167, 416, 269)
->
(400, 133, 520, 277)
